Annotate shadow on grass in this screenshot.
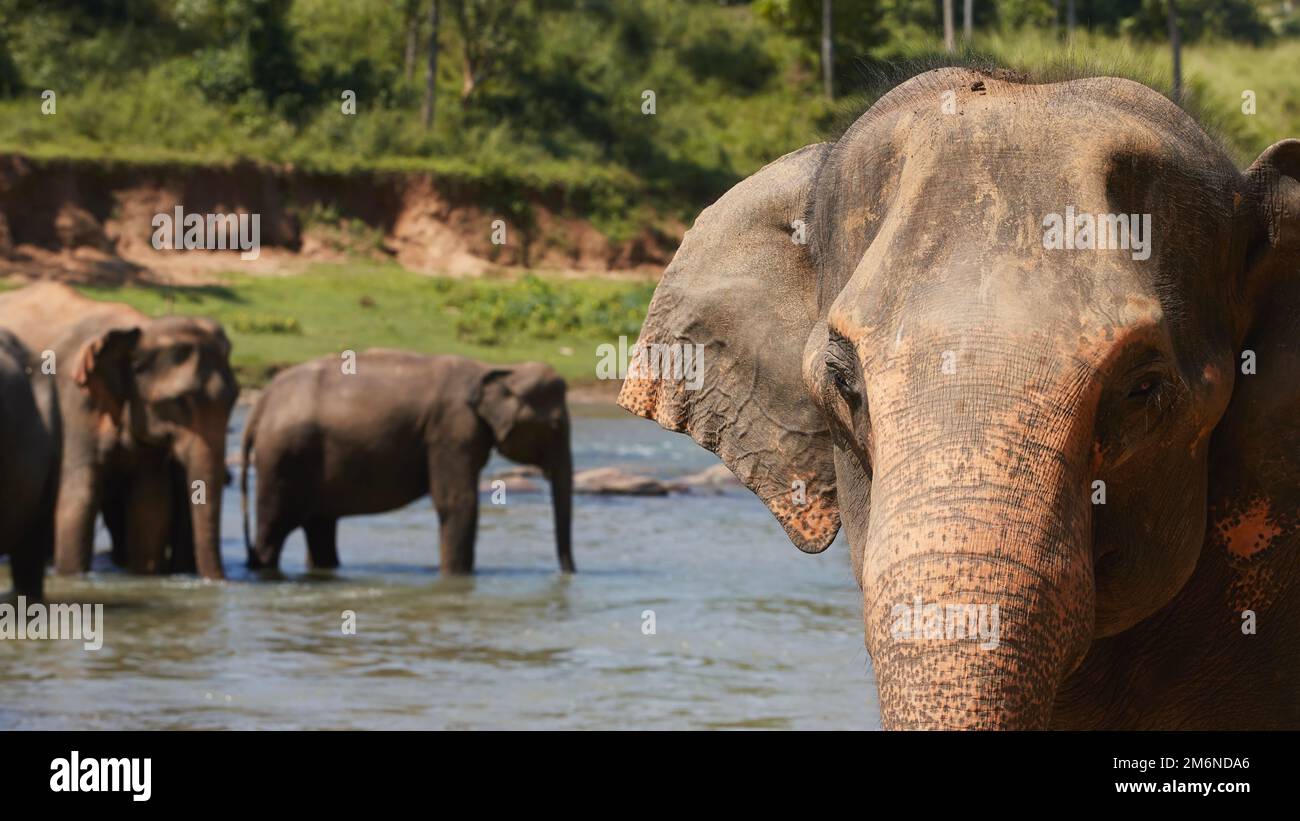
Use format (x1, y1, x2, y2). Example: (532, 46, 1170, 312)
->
(90, 281, 248, 306)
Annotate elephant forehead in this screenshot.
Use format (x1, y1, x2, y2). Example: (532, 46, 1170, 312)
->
(828, 254, 1166, 376)
(144, 316, 219, 342)
(824, 154, 1181, 348)
(885, 75, 1189, 173)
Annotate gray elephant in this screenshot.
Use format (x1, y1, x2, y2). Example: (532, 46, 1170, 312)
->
(0, 282, 240, 580)
(0, 329, 59, 599)
(241, 350, 574, 574)
(620, 67, 1300, 729)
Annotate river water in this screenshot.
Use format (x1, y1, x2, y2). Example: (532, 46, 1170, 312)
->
(1, 402, 879, 730)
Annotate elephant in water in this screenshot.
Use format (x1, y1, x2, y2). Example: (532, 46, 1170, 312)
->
(0, 282, 239, 580)
(241, 350, 573, 574)
(0, 330, 58, 600)
(619, 67, 1300, 729)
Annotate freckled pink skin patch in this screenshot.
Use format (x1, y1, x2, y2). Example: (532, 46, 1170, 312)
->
(1220, 500, 1282, 559)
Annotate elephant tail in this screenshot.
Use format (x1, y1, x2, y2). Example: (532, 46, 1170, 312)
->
(240, 396, 264, 556)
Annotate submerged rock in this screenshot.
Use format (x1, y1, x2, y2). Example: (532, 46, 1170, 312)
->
(679, 463, 741, 491)
(480, 475, 542, 494)
(574, 467, 674, 496)
(480, 464, 733, 497)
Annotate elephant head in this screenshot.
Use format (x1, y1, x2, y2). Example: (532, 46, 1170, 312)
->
(620, 68, 1300, 728)
(474, 362, 574, 572)
(76, 315, 239, 579)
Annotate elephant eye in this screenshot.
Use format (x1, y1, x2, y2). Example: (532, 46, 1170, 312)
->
(825, 331, 862, 402)
(825, 354, 859, 401)
(168, 343, 195, 364)
(1126, 372, 1164, 400)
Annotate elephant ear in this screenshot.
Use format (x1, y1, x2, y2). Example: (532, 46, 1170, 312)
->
(472, 366, 539, 443)
(1243, 139, 1300, 288)
(618, 143, 839, 552)
(73, 327, 141, 423)
(1208, 140, 1300, 566)
(473, 369, 517, 442)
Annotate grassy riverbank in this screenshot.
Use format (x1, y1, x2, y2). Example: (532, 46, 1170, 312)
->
(15, 264, 654, 387)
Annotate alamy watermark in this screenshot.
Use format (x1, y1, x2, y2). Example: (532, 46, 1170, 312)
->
(1042, 207, 1152, 261)
(50, 751, 150, 802)
(596, 335, 705, 390)
(151, 206, 261, 260)
(0, 597, 103, 650)
(889, 595, 1000, 650)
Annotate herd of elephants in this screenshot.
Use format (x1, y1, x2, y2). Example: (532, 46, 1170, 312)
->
(2, 67, 1299, 729)
(0, 281, 573, 593)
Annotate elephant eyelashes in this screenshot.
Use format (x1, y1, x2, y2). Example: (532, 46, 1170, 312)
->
(825, 351, 860, 402)
(1112, 369, 1182, 440)
(1127, 373, 1162, 399)
(824, 333, 865, 419)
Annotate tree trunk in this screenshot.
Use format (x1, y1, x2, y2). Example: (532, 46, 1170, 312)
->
(404, 0, 418, 82)
(1066, 0, 1076, 38)
(1167, 0, 1183, 103)
(821, 0, 834, 99)
(963, 0, 972, 41)
(421, 0, 439, 130)
(943, 0, 955, 52)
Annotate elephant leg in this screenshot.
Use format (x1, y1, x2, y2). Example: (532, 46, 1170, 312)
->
(168, 457, 197, 573)
(252, 495, 296, 571)
(101, 475, 128, 567)
(248, 448, 303, 571)
(124, 451, 173, 575)
(431, 466, 479, 575)
(304, 517, 340, 569)
(10, 537, 45, 600)
(13, 462, 58, 599)
(53, 465, 101, 575)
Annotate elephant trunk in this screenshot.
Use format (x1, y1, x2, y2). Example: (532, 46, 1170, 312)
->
(176, 416, 228, 581)
(547, 436, 574, 573)
(862, 382, 1097, 729)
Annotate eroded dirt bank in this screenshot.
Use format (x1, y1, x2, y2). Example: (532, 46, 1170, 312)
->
(0, 154, 681, 284)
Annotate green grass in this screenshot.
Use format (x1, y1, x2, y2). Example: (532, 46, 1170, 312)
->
(1183, 38, 1300, 161)
(64, 263, 653, 388)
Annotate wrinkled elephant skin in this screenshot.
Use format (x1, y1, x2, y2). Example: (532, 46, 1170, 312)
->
(619, 69, 1300, 729)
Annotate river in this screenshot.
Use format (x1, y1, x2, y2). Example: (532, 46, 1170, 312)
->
(0, 402, 879, 730)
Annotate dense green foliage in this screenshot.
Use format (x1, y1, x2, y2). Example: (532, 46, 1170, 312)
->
(0, 1, 1296, 225)
(442, 273, 655, 345)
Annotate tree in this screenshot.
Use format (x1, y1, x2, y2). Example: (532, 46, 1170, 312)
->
(1167, 0, 1183, 101)
(447, 0, 533, 103)
(753, 0, 885, 95)
(963, 0, 972, 41)
(404, 0, 420, 83)
(422, 0, 440, 129)
(821, 0, 833, 99)
(943, 0, 954, 51)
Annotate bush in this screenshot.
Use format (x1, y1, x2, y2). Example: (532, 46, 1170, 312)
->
(228, 313, 302, 335)
(446, 274, 653, 346)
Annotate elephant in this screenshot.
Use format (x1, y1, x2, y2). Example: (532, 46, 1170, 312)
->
(0, 282, 239, 580)
(0, 329, 59, 600)
(619, 66, 1300, 729)
(240, 350, 574, 574)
